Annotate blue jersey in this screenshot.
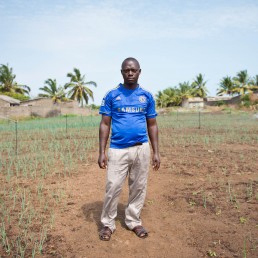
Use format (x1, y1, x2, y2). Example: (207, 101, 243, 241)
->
(99, 83, 157, 149)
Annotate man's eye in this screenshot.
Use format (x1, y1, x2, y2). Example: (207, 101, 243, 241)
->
(123, 69, 138, 73)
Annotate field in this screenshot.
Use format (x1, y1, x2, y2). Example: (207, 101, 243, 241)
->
(0, 111, 257, 258)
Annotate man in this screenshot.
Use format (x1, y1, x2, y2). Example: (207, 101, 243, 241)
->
(98, 57, 160, 241)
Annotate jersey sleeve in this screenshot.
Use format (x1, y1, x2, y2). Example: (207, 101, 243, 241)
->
(99, 92, 112, 116)
(146, 94, 157, 118)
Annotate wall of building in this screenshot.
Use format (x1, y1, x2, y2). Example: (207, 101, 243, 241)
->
(204, 100, 226, 106)
(205, 97, 230, 106)
(181, 99, 204, 108)
(21, 98, 79, 106)
(20, 98, 79, 108)
(189, 102, 204, 108)
(223, 95, 241, 105)
(0, 106, 91, 119)
(0, 99, 11, 107)
(60, 101, 78, 108)
(20, 98, 53, 107)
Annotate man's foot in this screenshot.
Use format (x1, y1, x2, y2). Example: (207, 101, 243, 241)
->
(132, 226, 148, 238)
(99, 227, 112, 241)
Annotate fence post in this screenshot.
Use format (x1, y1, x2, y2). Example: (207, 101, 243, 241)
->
(90, 106, 93, 124)
(198, 111, 201, 129)
(66, 114, 68, 133)
(15, 120, 18, 155)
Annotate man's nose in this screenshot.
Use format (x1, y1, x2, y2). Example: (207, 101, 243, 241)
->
(128, 70, 133, 75)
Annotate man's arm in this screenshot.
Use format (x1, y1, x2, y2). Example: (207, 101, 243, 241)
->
(147, 118, 160, 170)
(98, 115, 111, 169)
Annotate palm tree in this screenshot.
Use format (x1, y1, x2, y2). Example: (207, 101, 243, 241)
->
(250, 75, 258, 88)
(177, 81, 193, 99)
(156, 90, 169, 108)
(155, 87, 181, 107)
(232, 70, 257, 95)
(0, 64, 30, 95)
(217, 76, 236, 96)
(254, 75, 258, 86)
(64, 68, 97, 106)
(191, 74, 209, 98)
(234, 70, 249, 85)
(39, 79, 65, 103)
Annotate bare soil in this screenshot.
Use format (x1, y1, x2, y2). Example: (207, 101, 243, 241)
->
(1, 121, 257, 258)
(42, 143, 257, 258)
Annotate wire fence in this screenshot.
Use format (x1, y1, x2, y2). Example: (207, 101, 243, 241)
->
(0, 114, 99, 157)
(0, 111, 257, 157)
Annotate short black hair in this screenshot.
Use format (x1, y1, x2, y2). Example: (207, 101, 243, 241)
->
(121, 57, 140, 69)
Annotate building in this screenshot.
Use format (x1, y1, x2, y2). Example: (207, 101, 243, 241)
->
(181, 97, 204, 108)
(0, 95, 21, 107)
(20, 97, 52, 107)
(0, 96, 90, 118)
(204, 96, 232, 106)
(20, 97, 78, 108)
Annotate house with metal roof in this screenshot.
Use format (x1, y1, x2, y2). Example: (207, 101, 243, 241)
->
(0, 95, 21, 107)
(204, 96, 232, 106)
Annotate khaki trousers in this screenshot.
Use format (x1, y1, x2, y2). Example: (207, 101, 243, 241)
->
(101, 142, 150, 232)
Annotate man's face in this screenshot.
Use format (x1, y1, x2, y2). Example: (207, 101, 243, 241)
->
(121, 60, 141, 85)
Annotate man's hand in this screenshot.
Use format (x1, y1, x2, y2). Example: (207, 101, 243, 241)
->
(147, 118, 160, 171)
(152, 153, 160, 171)
(98, 115, 111, 169)
(98, 153, 107, 169)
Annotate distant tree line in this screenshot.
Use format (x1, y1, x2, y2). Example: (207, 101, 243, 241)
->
(217, 70, 258, 96)
(0, 64, 97, 106)
(156, 71, 258, 108)
(156, 74, 209, 108)
(1, 64, 257, 108)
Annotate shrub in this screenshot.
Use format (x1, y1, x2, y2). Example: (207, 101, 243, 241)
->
(241, 94, 250, 102)
(216, 100, 225, 106)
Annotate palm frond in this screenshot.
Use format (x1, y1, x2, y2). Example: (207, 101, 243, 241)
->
(38, 93, 49, 97)
(65, 68, 96, 104)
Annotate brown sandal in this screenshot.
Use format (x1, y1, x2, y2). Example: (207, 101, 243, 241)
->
(99, 227, 112, 241)
(132, 226, 148, 238)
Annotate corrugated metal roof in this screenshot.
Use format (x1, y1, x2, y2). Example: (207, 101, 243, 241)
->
(0, 95, 21, 104)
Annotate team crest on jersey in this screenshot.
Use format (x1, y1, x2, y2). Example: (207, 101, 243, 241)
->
(139, 96, 146, 103)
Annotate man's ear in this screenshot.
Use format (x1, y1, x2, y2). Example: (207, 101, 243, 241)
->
(139, 69, 141, 74)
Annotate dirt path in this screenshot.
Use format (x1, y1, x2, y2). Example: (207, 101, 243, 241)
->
(44, 144, 258, 258)
(44, 162, 202, 258)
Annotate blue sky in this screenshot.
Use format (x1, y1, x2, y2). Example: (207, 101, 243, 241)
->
(1, 0, 258, 104)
